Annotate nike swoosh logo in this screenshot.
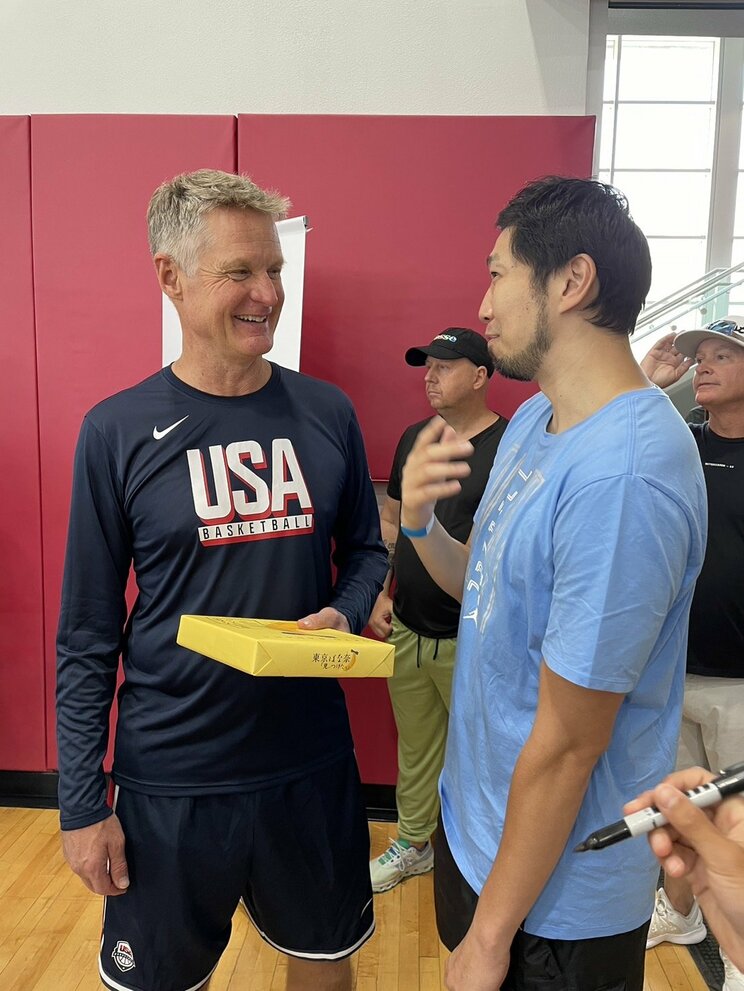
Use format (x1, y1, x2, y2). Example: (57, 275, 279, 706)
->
(152, 415, 189, 441)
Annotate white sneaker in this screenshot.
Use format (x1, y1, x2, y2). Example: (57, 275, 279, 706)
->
(722, 949, 744, 991)
(369, 838, 434, 893)
(646, 887, 707, 949)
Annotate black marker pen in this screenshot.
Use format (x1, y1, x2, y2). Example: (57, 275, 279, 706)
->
(575, 760, 744, 853)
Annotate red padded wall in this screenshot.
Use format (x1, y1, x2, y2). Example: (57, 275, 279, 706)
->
(238, 114, 594, 784)
(238, 114, 595, 479)
(4, 113, 595, 786)
(0, 117, 47, 770)
(31, 115, 236, 768)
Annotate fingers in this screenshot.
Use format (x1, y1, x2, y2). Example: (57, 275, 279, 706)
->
(62, 815, 130, 897)
(649, 784, 744, 877)
(76, 856, 115, 895)
(648, 836, 696, 879)
(369, 619, 393, 639)
(86, 868, 123, 896)
(401, 417, 473, 525)
(658, 334, 680, 354)
(407, 454, 473, 485)
(368, 600, 393, 639)
(624, 792, 653, 815)
(402, 471, 469, 516)
(664, 767, 716, 791)
(673, 356, 695, 381)
(298, 612, 322, 628)
(645, 813, 698, 879)
(650, 333, 689, 368)
(409, 417, 475, 467)
(107, 822, 130, 892)
(298, 607, 351, 633)
(647, 332, 677, 358)
(415, 415, 452, 444)
(655, 782, 718, 837)
(625, 766, 714, 815)
(714, 795, 744, 834)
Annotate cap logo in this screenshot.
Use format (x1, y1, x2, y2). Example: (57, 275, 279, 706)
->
(112, 941, 136, 973)
(435, 334, 458, 343)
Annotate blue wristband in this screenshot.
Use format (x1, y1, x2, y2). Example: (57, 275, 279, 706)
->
(400, 515, 435, 539)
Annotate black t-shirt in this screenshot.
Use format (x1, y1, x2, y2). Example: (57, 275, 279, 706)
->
(387, 416, 508, 638)
(687, 423, 744, 677)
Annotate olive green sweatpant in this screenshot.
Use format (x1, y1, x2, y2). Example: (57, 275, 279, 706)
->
(387, 616, 456, 845)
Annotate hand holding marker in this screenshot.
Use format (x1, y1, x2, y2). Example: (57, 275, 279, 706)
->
(575, 762, 744, 853)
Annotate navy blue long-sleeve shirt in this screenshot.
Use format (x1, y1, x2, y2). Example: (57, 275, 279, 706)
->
(56, 364, 387, 830)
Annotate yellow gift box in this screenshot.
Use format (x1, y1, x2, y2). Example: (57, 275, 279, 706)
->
(177, 615, 394, 678)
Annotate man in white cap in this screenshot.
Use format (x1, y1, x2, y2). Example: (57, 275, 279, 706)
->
(641, 318, 744, 991)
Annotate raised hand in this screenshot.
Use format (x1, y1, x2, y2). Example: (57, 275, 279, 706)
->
(400, 417, 473, 532)
(640, 332, 694, 389)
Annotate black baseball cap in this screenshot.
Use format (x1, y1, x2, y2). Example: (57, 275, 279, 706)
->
(405, 328, 494, 377)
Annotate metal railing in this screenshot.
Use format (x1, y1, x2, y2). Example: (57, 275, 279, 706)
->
(633, 259, 744, 345)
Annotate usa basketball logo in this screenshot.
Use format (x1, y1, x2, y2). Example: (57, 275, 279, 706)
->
(112, 940, 136, 972)
(187, 438, 315, 546)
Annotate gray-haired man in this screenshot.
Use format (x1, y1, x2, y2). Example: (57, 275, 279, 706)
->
(56, 170, 387, 991)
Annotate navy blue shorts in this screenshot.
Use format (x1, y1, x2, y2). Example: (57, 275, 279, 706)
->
(99, 754, 374, 991)
(434, 820, 650, 991)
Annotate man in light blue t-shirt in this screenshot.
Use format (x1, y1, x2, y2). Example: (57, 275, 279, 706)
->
(399, 177, 707, 991)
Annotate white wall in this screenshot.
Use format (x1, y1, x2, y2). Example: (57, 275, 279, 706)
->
(0, 0, 593, 116)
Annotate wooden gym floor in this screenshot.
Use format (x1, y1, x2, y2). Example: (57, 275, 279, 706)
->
(0, 808, 709, 990)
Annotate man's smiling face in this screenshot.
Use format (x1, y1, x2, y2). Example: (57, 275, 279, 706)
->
(177, 206, 285, 363)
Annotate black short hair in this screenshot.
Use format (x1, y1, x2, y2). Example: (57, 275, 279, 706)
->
(496, 176, 652, 336)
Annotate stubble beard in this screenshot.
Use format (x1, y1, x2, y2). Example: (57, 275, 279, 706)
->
(489, 295, 552, 383)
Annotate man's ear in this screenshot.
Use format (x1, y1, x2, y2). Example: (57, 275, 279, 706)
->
(154, 254, 183, 301)
(556, 253, 598, 314)
(473, 365, 489, 390)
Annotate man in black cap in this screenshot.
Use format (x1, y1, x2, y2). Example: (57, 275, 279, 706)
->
(368, 328, 507, 893)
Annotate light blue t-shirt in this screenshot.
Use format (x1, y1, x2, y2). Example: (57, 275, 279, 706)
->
(440, 386, 707, 939)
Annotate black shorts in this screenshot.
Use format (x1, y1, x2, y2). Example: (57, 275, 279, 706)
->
(433, 821, 650, 991)
(99, 754, 374, 991)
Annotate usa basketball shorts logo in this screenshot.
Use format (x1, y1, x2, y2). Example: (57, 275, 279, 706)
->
(112, 940, 136, 972)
